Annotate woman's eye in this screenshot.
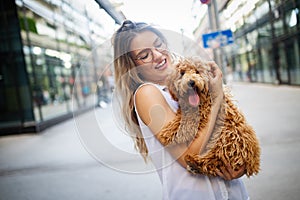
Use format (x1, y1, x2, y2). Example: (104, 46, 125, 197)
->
(139, 53, 149, 60)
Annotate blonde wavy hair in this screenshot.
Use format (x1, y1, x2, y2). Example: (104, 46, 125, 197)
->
(112, 20, 169, 161)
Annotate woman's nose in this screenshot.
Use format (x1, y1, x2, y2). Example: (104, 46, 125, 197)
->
(152, 48, 164, 61)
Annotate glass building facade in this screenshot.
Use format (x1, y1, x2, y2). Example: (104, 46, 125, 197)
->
(0, 0, 124, 134)
(194, 0, 300, 85)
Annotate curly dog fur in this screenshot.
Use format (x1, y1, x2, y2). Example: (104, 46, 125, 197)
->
(157, 57, 261, 177)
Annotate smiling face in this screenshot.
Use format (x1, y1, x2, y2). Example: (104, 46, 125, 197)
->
(130, 31, 173, 85)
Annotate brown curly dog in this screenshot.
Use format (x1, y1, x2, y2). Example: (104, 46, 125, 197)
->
(157, 57, 261, 177)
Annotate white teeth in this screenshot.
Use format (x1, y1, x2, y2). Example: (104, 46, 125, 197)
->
(156, 59, 166, 69)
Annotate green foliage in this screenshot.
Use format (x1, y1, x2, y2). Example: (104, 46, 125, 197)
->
(19, 16, 38, 34)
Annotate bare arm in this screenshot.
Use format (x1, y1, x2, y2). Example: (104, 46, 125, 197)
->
(197, 61, 224, 154)
(135, 83, 222, 167)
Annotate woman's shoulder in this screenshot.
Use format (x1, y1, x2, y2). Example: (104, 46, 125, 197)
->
(135, 83, 166, 106)
(134, 83, 172, 126)
(135, 83, 164, 94)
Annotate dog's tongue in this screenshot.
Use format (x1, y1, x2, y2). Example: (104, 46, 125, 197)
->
(188, 90, 200, 107)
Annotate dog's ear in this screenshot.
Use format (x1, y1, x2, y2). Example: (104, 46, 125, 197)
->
(167, 77, 179, 101)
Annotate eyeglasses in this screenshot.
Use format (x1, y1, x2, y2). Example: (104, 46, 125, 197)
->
(134, 42, 168, 63)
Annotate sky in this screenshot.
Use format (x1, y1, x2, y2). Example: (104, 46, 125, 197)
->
(118, 0, 198, 38)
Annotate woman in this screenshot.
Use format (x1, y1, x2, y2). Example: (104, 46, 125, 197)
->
(112, 20, 249, 200)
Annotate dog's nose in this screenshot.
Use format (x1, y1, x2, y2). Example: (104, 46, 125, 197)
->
(188, 80, 195, 87)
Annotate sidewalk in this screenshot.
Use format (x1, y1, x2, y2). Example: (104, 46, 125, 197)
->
(0, 83, 300, 200)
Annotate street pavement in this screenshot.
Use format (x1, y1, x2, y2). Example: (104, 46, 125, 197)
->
(0, 82, 300, 200)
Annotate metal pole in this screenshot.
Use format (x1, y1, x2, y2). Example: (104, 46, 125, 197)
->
(207, 0, 226, 83)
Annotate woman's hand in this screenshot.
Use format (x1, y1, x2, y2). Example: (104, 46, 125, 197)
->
(206, 61, 223, 104)
(216, 161, 246, 180)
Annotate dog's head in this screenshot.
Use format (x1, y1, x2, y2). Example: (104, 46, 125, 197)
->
(167, 58, 211, 107)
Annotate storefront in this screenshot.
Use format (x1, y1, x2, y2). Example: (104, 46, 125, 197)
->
(0, 0, 124, 134)
(225, 0, 300, 85)
(193, 0, 299, 85)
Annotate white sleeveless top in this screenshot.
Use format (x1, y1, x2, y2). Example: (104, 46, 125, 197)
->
(134, 83, 249, 200)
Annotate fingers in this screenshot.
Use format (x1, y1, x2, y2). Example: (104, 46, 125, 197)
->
(206, 61, 224, 103)
(212, 66, 223, 79)
(206, 61, 218, 70)
(219, 165, 232, 180)
(216, 169, 226, 180)
(234, 164, 246, 179)
(218, 160, 246, 180)
(206, 61, 223, 78)
(224, 159, 245, 179)
(224, 160, 235, 175)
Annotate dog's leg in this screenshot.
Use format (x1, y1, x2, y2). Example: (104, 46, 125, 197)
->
(174, 103, 201, 144)
(156, 112, 181, 146)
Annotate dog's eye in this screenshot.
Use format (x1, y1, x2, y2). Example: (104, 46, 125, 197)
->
(195, 71, 200, 74)
(180, 70, 185, 76)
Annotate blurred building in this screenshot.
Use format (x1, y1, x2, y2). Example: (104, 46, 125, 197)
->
(0, 0, 125, 135)
(193, 0, 300, 85)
